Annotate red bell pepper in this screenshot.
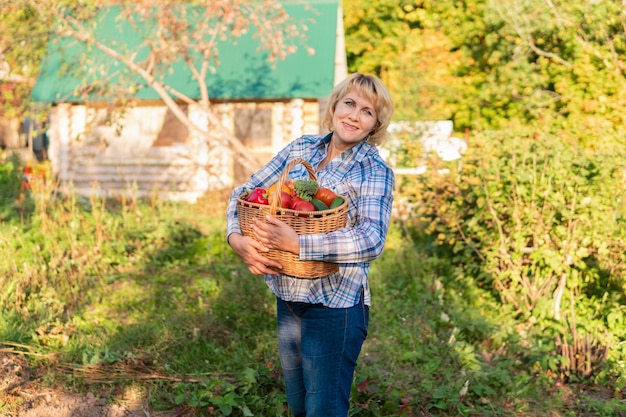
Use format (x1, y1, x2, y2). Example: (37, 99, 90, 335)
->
(245, 187, 269, 205)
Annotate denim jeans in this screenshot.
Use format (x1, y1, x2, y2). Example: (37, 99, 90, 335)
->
(276, 291, 369, 417)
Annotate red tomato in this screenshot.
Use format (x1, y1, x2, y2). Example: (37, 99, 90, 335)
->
(313, 187, 337, 207)
(289, 195, 303, 209)
(279, 191, 292, 208)
(269, 190, 292, 208)
(291, 200, 315, 213)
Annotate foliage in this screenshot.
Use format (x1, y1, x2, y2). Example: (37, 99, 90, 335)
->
(395, 128, 626, 412)
(0, 152, 26, 220)
(0, 1, 49, 118)
(2, 0, 625, 153)
(3, 0, 624, 156)
(487, 0, 626, 146)
(0, 157, 288, 416)
(343, 0, 626, 148)
(399, 128, 626, 319)
(343, 0, 467, 122)
(2, 154, 626, 416)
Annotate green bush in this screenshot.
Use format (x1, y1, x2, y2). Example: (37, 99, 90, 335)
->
(0, 152, 32, 221)
(403, 130, 625, 311)
(398, 129, 626, 391)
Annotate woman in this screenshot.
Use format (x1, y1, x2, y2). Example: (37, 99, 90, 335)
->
(226, 72, 395, 416)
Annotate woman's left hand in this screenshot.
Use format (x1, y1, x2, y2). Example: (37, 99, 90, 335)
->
(253, 216, 300, 255)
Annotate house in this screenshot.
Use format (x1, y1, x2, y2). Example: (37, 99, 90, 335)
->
(31, 1, 346, 202)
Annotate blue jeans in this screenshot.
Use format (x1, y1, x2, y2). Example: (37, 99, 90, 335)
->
(276, 292, 369, 417)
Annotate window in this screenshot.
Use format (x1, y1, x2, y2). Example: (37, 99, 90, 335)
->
(234, 106, 272, 148)
(153, 105, 189, 146)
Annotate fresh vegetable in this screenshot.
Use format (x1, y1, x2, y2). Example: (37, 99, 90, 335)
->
(291, 200, 316, 213)
(293, 179, 319, 201)
(290, 195, 304, 207)
(267, 182, 292, 198)
(310, 198, 329, 211)
(245, 188, 268, 205)
(313, 187, 337, 207)
(268, 190, 292, 209)
(329, 196, 345, 209)
(284, 179, 295, 196)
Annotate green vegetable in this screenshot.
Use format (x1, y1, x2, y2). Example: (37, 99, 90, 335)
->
(311, 198, 329, 211)
(293, 179, 319, 201)
(329, 196, 345, 209)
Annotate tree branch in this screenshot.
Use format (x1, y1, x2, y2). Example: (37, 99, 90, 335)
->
(29, 0, 263, 171)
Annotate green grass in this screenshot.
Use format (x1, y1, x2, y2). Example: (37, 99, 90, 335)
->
(1, 160, 624, 416)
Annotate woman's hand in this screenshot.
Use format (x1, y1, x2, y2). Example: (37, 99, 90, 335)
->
(228, 233, 283, 275)
(253, 215, 300, 255)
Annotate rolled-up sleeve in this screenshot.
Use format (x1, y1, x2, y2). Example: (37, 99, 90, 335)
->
(299, 162, 394, 263)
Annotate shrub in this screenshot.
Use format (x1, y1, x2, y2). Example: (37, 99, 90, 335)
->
(401, 130, 625, 317)
(397, 129, 626, 389)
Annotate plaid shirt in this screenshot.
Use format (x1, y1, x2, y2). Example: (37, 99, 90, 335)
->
(226, 134, 394, 308)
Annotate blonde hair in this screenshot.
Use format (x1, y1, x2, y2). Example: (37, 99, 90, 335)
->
(322, 73, 394, 146)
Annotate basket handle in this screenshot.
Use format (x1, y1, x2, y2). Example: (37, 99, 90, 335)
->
(269, 158, 317, 215)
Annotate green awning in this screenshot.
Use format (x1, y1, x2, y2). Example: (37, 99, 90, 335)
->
(31, 1, 339, 102)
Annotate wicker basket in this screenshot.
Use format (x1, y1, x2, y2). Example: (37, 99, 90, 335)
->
(237, 158, 348, 278)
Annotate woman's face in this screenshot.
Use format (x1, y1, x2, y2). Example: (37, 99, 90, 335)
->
(331, 89, 378, 150)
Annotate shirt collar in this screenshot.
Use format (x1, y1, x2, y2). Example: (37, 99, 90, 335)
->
(316, 132, 372, 163)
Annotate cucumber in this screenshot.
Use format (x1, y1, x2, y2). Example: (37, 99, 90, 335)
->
(329, 196, 345, 209)
(311, 198, 329, 211)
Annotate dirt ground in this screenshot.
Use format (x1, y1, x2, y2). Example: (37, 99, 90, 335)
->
(0, 352, 155, 417)
(3, 351, 620, 416)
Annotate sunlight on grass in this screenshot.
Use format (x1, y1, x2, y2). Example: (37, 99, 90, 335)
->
(1, 162, 625, 416)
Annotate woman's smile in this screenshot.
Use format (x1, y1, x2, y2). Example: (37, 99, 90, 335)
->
(331, 91, 378, 151)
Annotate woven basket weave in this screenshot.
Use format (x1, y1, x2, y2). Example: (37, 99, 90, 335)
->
(237, 158, 348, 278)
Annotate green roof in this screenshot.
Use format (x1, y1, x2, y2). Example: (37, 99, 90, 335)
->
(32, 1, 339, 102)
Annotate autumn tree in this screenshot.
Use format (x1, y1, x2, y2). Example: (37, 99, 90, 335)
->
(489, 0, 626, 148)
(0, 1, 48, 121)
(3, 0, 308, 169)
(343, 0, 468, 123)
(344, 0, 626, 149)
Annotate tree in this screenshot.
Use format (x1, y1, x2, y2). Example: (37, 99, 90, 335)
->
(343, 0, 468, 123)
(0, 1, 49, 120)
(343, 0, 626, 148)
(3, 0, 309, 170)
(489, 0, 626, 148)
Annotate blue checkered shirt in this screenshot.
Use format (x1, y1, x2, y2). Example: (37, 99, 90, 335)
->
(226, 134, 394, 308)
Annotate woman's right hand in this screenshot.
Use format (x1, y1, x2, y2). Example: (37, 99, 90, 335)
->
(227, 233, 283, 276)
